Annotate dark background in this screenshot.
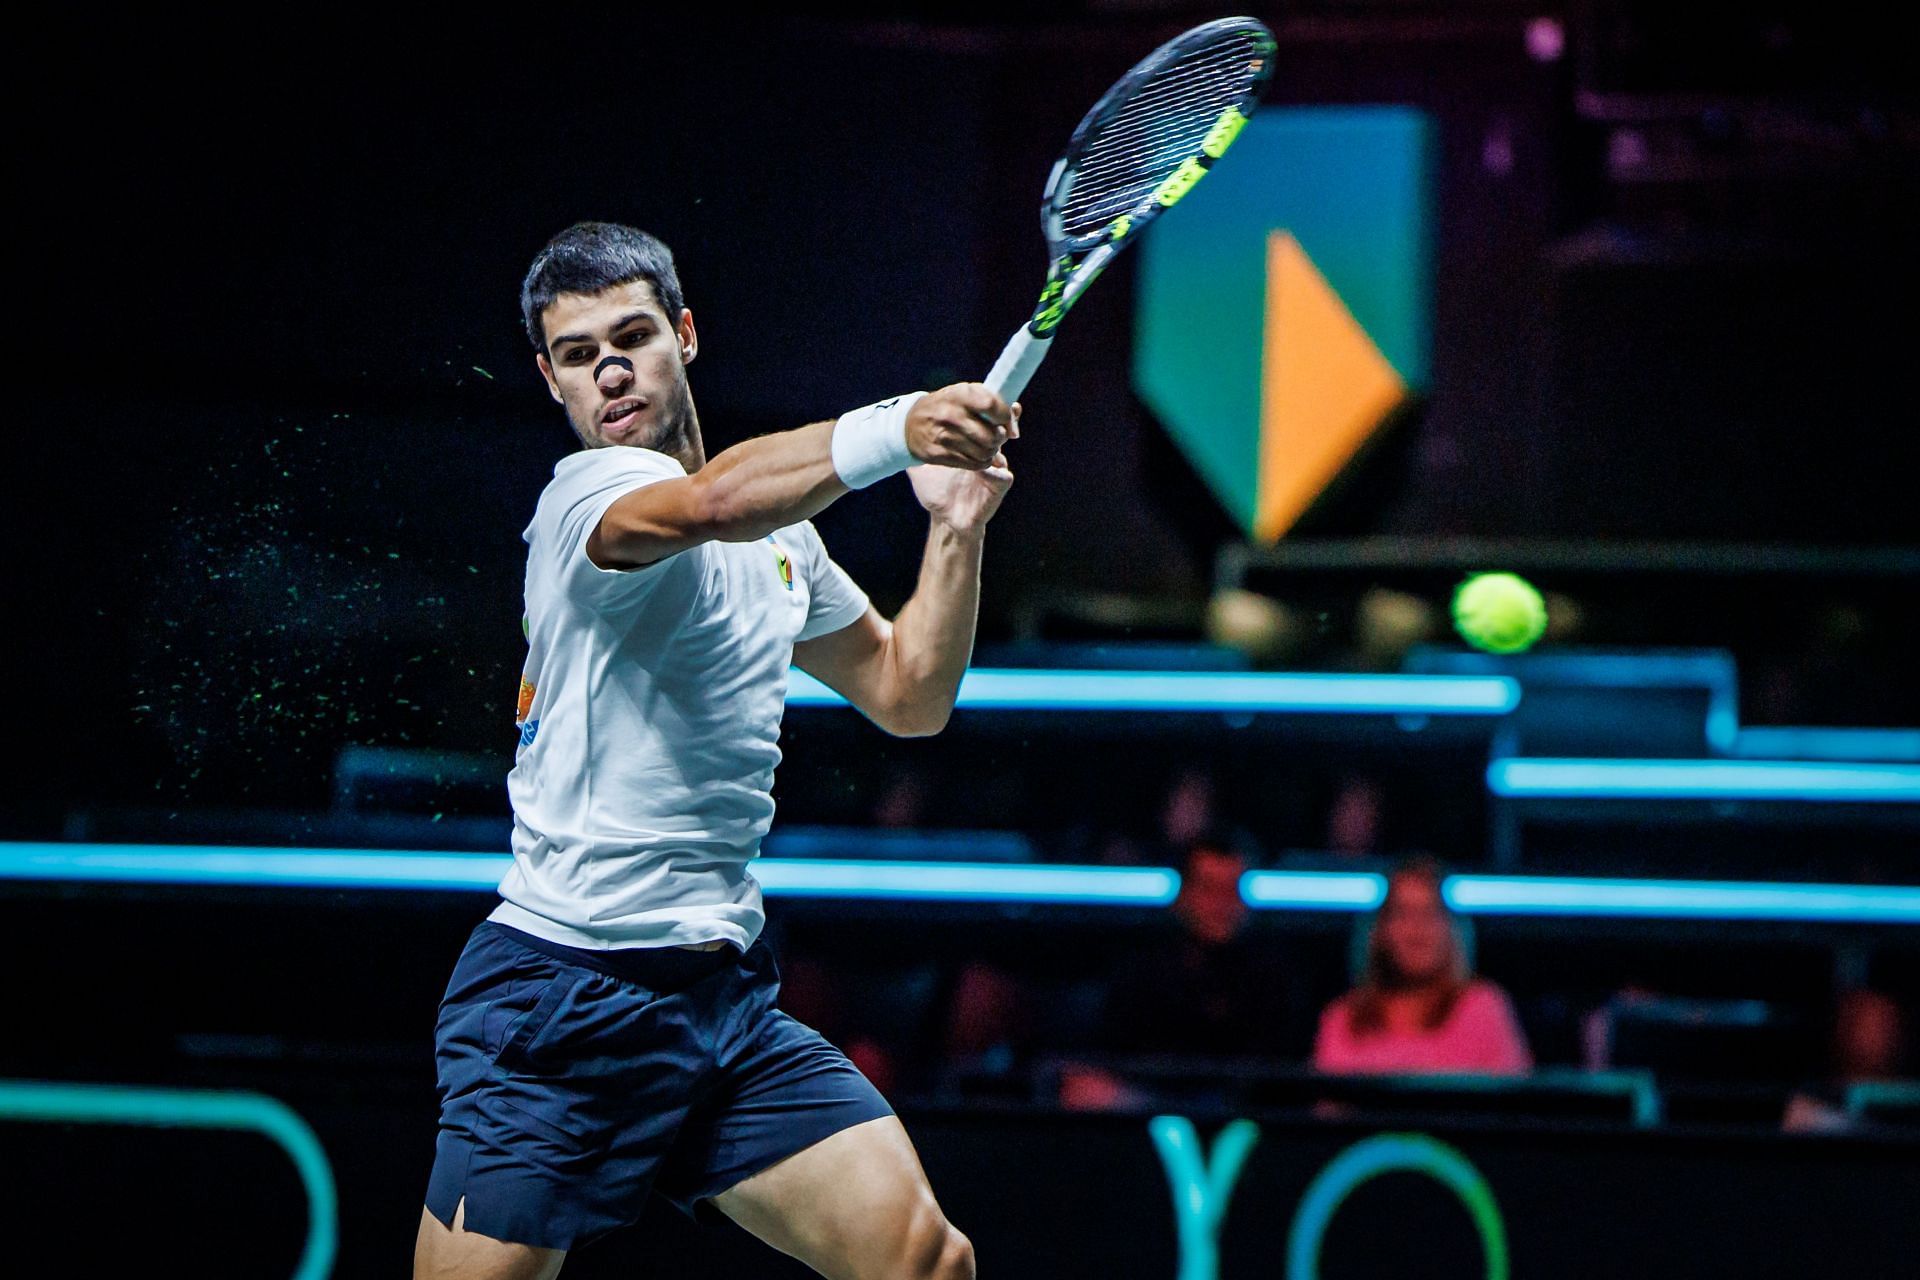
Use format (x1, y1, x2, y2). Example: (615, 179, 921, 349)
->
(9, 7, 1920, 1274)
(16, 4, 1918, 832)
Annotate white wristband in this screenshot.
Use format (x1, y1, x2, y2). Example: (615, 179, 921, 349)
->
(832, 392, 924, 489)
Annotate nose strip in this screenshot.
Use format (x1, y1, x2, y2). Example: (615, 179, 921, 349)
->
(594, 355, 634, 380)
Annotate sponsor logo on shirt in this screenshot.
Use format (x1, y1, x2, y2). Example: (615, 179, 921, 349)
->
(768, 537, 794, 590)
(515, 676, 539, 746)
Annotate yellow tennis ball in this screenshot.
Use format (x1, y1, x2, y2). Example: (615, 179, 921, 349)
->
(1452, 572, 1547, 654)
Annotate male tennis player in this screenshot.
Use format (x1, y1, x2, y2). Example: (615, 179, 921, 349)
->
(415, 222, 1012, 1279)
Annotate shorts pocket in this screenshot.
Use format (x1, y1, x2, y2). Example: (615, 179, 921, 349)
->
(477, 1087, 596, 1157)
(494, 973, 584, 1072)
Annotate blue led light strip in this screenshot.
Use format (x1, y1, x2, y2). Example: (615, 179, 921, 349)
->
(0, 843, 511, 891)
(750, 858, 1179, 904)
(6, 845, 1918, 923)
(1443, 876, 1920, 923)
(1732, 727, 1920, 763)
(1239, 870, 1387, 910)
(0, 844, 1176, 907)
(1488, 758, 1920, 802)
(787, 668, 1519, 715)
(1242, 870, 1920, 923)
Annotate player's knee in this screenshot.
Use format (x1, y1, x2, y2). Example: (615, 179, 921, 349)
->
(899, 1210, 974, 1280)
(935, 1224, 976, 1280)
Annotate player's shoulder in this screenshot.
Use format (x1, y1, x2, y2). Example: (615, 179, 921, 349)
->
(537, 446, 687, 513)
(549, 444, 687, 488)
(771, 517, 829, 555)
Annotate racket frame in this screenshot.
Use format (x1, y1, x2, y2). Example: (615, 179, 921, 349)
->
(984, 17, 1276, 404)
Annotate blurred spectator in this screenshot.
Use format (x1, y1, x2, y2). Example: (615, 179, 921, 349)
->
(1783, 988, 1910, 1134)
(1205, 587, 1304, 667)
(1581, 982, 1662, 1071)
(1097, 839, 1298, 1059)
(1090, 765, 1226, 868)
(1314, 858, 1532, 1076)
(1353, 586, 1435, 670)
(871, 764, 931, 829)
(942, 961, 1028, 1076)
(1060, 838, 1299, 1111)
(1161, 768, 1217, 855)
(1325, 772, 1385, 858)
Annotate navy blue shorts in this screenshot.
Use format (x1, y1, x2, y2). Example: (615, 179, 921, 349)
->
(425, 921, 894, 1251)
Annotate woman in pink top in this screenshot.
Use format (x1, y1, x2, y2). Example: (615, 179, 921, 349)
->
(1314, 859, 1532, 1076)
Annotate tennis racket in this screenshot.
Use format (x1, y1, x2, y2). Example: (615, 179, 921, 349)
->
(983, 16, 1276, 406)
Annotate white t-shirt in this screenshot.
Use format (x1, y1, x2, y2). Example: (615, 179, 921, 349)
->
(488, 445, 871, 951)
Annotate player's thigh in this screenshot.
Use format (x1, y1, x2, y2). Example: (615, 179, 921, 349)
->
(414, 1198, 566, 1280)
(710, 1115, 972, 1280)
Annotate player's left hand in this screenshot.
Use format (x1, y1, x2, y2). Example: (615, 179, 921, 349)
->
(908, 404, 1017, 532)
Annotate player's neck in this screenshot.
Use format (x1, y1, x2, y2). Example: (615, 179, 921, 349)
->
(633, 401, 705, 473)
(671, 406, 707, 473)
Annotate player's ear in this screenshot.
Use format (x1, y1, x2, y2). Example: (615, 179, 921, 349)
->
(678, 308, 698, 365)
(535, 352, 564, 405)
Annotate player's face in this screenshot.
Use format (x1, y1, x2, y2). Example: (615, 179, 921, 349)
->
(1377, 874, 1454, 984)
(536, 280, 698, 451)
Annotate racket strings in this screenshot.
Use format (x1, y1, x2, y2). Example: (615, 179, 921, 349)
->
(1076, 50, 1254, 181)
(1056, 32, 1267, 238)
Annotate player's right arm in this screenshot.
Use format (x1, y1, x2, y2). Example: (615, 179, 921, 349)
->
(587, 384, 1013, 570)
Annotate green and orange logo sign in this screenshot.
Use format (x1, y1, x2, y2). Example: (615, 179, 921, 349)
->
(1135, 108, 1435, 541)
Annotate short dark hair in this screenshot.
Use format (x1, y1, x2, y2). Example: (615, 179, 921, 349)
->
(519, 221, 685, 351)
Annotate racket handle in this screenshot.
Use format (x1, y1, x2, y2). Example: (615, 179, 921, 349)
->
(984, 327, 1054, 406)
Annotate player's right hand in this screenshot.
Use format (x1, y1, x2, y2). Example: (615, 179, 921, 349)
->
(905, 383, 1017, 470)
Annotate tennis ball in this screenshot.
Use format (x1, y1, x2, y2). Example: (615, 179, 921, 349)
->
(1451, 572, 1547, 654)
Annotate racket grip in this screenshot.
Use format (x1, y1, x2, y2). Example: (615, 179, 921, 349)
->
(984, 327, 1053, 406)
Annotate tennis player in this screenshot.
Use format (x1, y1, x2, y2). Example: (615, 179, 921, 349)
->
(414, 222, 1011, 1279)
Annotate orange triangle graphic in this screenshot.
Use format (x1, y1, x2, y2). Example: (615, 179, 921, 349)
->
(1256, 230, 1407, 542)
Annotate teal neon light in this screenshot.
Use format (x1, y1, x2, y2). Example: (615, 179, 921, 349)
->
(1239, 870, 1386, 910)
(1236, 869, 1920, 924)
(1845, 1081, 1920, 1120)
(9, 845, 1920, 922)
(787, 668, 1518, 715)
(1488, 758, 1920, 802)
(0, 1080, 336, 1280)
(0, 843, 510, 890)
(1286, 1133, 1508, 1280)
(0, 844, 1177, 907)
(1444, 876, 1920, 924)
(749, 859, 1178, 905)
(1733, 726, 1920, 763)
(1148, 1116, 1262, 1280)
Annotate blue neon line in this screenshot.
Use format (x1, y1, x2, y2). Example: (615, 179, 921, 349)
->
(1444, 875, 1920, 923)
(786, 668, 1518, 715)
(748, 859, 1180, 904)
(0, 844, 1177, 906)
(1239, 870, 1386, 910)
(1242, 869, 1920, 923)
(1488, 758, 1920, 802)
(0, 843, 512, 890)
(8, 844, 1919, 923)
(1732, 726, 1920, 763)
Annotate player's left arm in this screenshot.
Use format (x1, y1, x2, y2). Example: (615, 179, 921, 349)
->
(792, 408, 1018, 737)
